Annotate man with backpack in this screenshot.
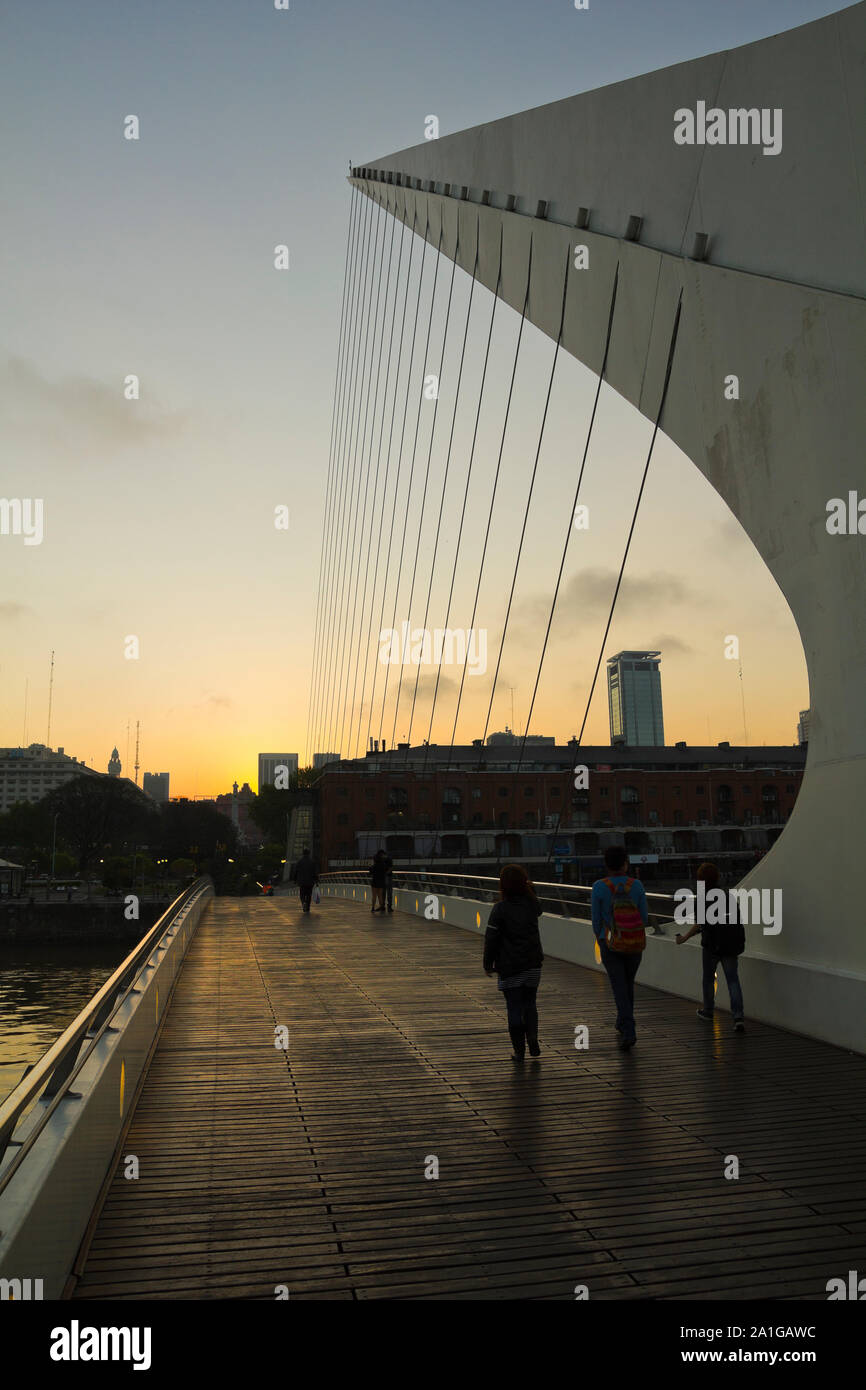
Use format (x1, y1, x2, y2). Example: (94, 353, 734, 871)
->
(590, 846, 648, 1051)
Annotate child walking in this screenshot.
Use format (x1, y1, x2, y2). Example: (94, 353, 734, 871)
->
(483, 864, 544, 1061)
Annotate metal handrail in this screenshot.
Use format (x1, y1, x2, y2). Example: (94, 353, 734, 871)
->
(0, 877, 212, 1190)
(319, 868, 676, 930)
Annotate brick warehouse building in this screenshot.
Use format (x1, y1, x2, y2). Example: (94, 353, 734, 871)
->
(313, 742, 806, 887)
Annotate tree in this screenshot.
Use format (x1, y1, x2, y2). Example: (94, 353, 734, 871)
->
(102, 856, 134, 894)
(248, 785, 295, 843)
(0, 798, 54, 858)
(158, 801, 237, 865)
(44, 776, 158, 873)
(256, 843, 285, 878)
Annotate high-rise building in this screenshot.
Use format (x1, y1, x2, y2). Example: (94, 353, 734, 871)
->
(0, 745, 102, 813)
(797, 709, 811, 746)
(313, 752, 340, 769)
(258, 753, 298, 793)
(607, 651, 665, 747)
(143, 771, 170, 803)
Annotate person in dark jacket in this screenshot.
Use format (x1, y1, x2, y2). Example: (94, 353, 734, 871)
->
(676, 861, 745, 1030)
(483, 864, 544, 1061)
(291, 849, 318, 913)
(370, 850, 387, 913)
(383, 853, 394, 912)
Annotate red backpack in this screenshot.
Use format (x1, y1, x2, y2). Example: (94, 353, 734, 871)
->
(603, 877, 646, 954)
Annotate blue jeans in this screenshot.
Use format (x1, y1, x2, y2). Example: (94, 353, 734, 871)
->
(599, 941, 641, 1042)
(702, 949, 744, 1018)
(503, 984, 538, 1038)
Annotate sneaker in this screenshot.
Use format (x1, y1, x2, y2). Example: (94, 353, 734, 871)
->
(696, 1008, 713, 1021)
(617, 1035, 635, 1051)
(734, 1018, 746, 1033)
(527, 1037, 541, 1058)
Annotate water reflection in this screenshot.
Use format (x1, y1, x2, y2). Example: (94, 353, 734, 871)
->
(0, 946, 124, 1103)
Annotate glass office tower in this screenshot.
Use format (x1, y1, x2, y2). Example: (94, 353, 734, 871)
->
(607, 651, 665, 746)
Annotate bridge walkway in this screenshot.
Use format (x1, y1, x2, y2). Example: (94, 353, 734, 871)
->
(68, 896, 866, 1300)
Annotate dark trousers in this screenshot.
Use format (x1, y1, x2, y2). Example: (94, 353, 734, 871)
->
(384, 875, 393, 909)
(299, 884, 313, 911)
(702, 949, 744, 1017)
(503, 984, 538, 1039)
(599, 941, 641, 1042)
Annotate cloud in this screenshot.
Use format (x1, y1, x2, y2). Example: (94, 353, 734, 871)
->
(646, 632, 693, 656)
(1, 357, 184, 449)
(407, 671, 458, 699)
(509, 567, 705, 647)
(166, 693, 233, 716)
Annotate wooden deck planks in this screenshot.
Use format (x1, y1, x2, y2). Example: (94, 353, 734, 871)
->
(70, 895, 866, 1300)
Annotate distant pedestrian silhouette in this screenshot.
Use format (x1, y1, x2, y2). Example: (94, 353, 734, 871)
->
(383, 852, 394, 912)
(291, 848, 318, 913)
(369, 850, 387, 912)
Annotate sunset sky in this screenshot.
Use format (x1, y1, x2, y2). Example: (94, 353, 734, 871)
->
(1, 0, 829, 797)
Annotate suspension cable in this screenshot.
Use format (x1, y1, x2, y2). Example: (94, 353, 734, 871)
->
(421, 224, 503, 769)
(305, 183, 356, 764)
(349, 203, 410, 759)
(395, 228, 462, 760)
(373, 218, 439, 749)
(544, 286, 684, 868)
(503, 263, 620, 839)
(324, 197, 386, 757)
(308, 185, 363, 761)
(386, 220, 447, 752)
(363, 203, 421, 756)
(337, 197, 400, 757)
(313, 191, 375, 758)
(477, 243, 572, 756)
(426, 235, 534, 865)
(403, 225, 480, 760)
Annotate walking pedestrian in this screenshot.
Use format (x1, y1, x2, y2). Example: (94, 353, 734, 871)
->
(383, 852, 394, 912)
(483, 864, 544, 1062)
(370, 849, 387, 912)
(291, 848, 318, 913)
(675, 861, 746, 1031)
(590, 846, 648, 1051)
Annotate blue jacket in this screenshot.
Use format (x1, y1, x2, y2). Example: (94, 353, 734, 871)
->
(591, 874, 648, 942)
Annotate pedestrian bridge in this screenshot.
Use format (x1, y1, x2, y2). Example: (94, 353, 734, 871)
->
(1, 883, 863, 1300)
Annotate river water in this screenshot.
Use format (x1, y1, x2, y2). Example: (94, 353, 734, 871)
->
(0, 946, 124, 1104)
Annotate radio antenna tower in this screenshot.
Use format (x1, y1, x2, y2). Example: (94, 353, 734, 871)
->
(738, 662, 749, 745)
(134, 720, 141, 785)
(46, 650, 55, 748)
